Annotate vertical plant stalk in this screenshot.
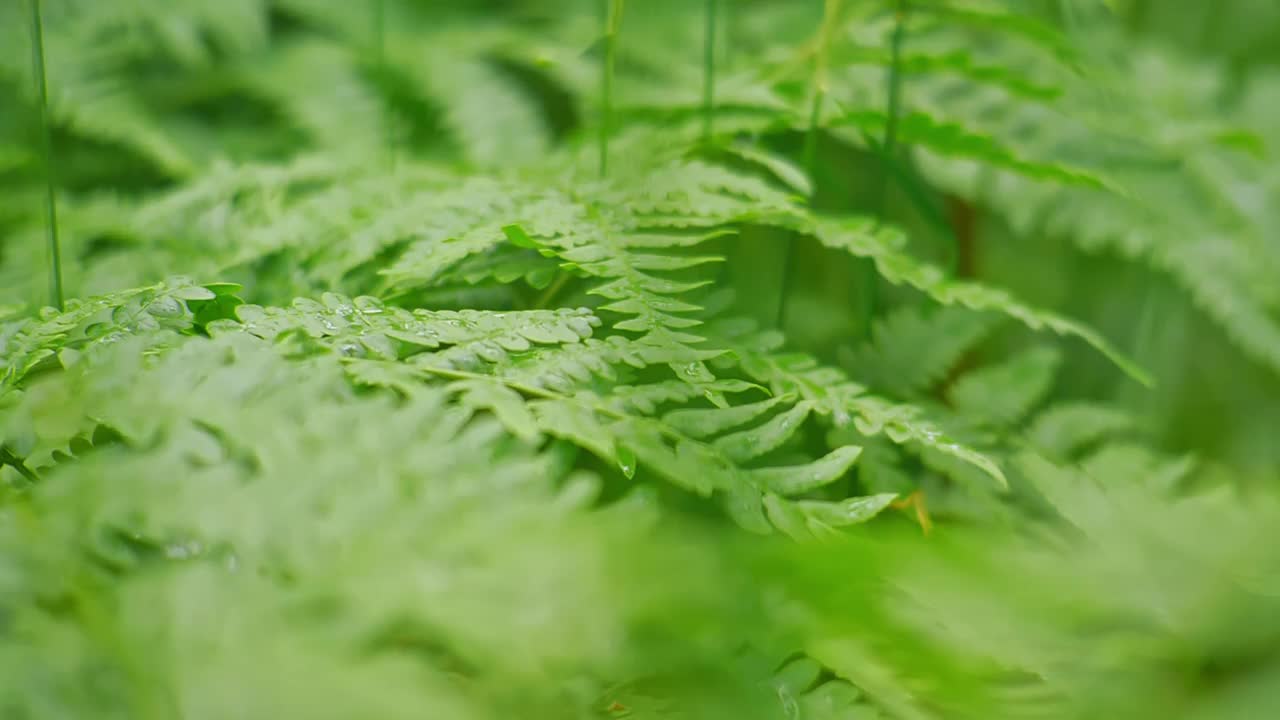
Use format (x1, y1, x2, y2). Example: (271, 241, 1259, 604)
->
(861, 0, 912, 337)
(800, 0, 841, 177)
(800, 92, 826, 180)
(1123, 267, 1162, 412)
(780, 0, 842, 328)
(874, 0, 909, 219)
(701, 0, 718, 142)
(373, 0, 392, 165)
(599, 0, 625, 178)
(28, 0, 63, 311)
(946, 195, 978, 278)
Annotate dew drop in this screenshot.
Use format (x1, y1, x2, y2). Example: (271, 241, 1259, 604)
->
(617, 446, 637, 479)
(544, 373, 573, 393)
(146, 296, 184, 318)
(354, 296, 385, 314)
(476, 343, 505, 362)
(165, 541, 204, 559)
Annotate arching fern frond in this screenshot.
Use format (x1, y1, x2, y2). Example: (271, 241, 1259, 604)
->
(714, 320, 1008, 488)
(0, 277, 233, 394)
(207, 293, 600, 370)
(806, 216, 1151, 385)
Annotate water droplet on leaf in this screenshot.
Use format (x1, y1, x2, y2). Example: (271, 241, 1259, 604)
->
(617, 446, 637, 479)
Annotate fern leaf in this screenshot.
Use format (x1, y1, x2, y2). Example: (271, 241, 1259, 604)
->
(0, 277, 224, 393)
(663, 394, 792, 439)
(242, 40, 387, 155)
(842, 304, 999, 399)
(832, 109, 1108, 188)
(763, 492, 898, 541)
(211, 294, 599, 372)
(747, 445, 864, 496)
(722, 325, 1008, 487)
(1027, 402, 1134, 457)
(449, 378, 541, 444)
(714, 401, 812, 463)
(914, 1, 1081, 66)
(946, 346, 1061, 428)
(1080, 443, 1196, 495)
(833, 44, 1062, 102)
(808, 216, 1152, 385)
(402, 44, 551, 168)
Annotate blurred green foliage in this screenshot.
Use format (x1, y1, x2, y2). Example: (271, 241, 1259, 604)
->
(2, 0, 1280, 717)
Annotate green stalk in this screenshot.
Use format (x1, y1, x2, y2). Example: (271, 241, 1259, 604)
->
(801, 91, 825, 176)
(861, 0, 912, 337)
(701, 0, 718, 142)
(28, 0, 63, 311)
(373, 0, 385, 67)
(873, 0, 909, 220)
(374, 0, 391, 164)
(804, 0, 841, 178)
(599, 0, 625, 178)
(533, 271, 572, 309)
(779, 0, 842, 328)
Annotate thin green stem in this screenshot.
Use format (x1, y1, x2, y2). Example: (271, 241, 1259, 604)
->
(373, 0, 385, 68)
(599, 0, 625, 178)
(373, 0, 392, 165)
(701, 0, 718, 142)
(780, 0, 842, 329)
(1123, 268, 1162, 410)
(779, 89, 827, 329)
(534, 271, 573, 309)
(860, 131, 954, 252)
(801, 91, 826, 176)
(803, 0, 841, 176)
(28, 0, 63, 311)
(873, 0, 909, 221)
(862, 0, 911, 338)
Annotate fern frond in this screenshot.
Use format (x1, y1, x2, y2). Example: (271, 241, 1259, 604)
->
(841, 304, 999, 398)
(1079, 442, 1196, 496)
(807, 216, 1151, 385)
(913, 0, 1081, 66)
(0, 0, 271, 178)
(210, 294, 599, 368)
(398, 42, 552, 168)
(832, 44, 1062, 102)
(483, 160, 798, 401)
(1, 331, 801, 718)
(1027, 402, 1134, 457)
(719, 323, 1008, 488)
(764, 491, 899, 542)
(0, 277, 228, 394)
(831, 109, 1109, 188)
(240, 39, 388, 156)
(946, 345, 1061, 428)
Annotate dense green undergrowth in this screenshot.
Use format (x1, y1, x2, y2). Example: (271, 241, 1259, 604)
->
(3, 1, 1280, 718)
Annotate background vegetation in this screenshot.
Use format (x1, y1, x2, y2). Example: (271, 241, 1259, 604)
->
(2, 0, 1279, 717)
